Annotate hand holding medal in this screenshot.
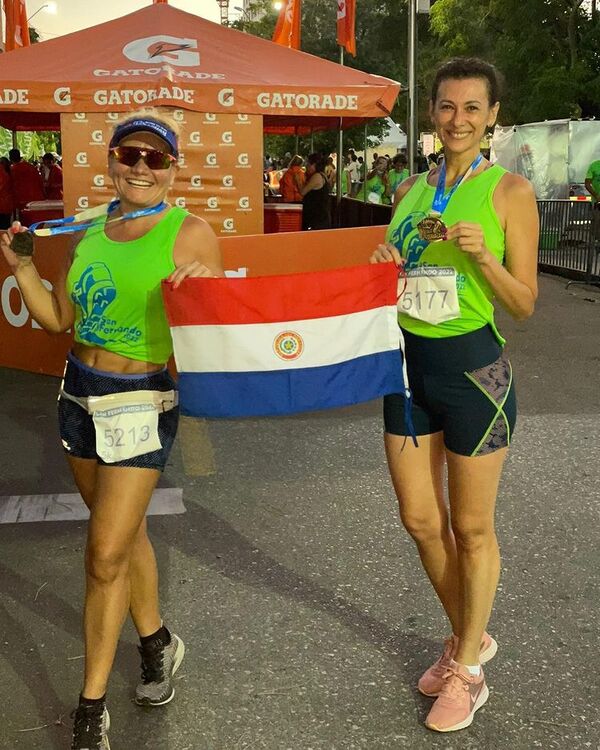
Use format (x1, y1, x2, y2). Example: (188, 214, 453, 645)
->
(417, 153, 483, 244)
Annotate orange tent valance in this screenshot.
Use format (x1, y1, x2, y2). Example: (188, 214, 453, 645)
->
(0, 4, 400, 133)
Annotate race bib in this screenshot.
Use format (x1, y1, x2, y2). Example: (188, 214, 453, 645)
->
(368, 191, 381, 204)
(92, 402, 161, 463)
(398, 266, 460, 325)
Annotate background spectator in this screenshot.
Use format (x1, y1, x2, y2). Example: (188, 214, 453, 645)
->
(279, 155, 305, 202)
(41, 152, 64, 200)
(0, 156, 13, 229)
(9, 148, 44, 213)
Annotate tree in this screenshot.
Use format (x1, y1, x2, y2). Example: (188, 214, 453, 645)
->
(232, 0, 406, 155)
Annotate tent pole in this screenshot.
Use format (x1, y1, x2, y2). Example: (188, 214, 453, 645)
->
(310, 129, 314, 152)
(363, 122, 368, 203)
(335, 46, 344, 227)
(407, 0, 418, 175)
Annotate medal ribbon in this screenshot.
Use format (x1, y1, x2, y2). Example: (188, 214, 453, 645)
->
(431, 153, 483, 215)
(28, 200, 168, 237)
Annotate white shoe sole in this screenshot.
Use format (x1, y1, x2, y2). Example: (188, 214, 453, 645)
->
(425, 683, 489, 732)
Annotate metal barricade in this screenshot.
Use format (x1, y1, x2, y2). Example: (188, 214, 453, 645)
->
(537, 200, 600, 283)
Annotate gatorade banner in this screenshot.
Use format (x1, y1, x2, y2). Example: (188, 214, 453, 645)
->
(60, 109, 263, 237)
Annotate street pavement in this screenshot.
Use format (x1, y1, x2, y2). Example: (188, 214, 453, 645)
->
(0, 273, 599, 750)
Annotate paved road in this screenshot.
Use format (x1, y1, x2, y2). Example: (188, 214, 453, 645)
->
(1, 274, 599, 749)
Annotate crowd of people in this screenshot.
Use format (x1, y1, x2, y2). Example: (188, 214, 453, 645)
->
(0, 148, 63, 229)
(265, 147, 441, 212)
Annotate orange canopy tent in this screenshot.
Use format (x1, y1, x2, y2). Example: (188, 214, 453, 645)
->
(0, 3, 400, 133)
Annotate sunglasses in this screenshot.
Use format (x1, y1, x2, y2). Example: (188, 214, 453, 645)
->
(109, 145, 177, 170)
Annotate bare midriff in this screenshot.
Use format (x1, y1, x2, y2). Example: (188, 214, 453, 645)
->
(72, 342, 165, 375)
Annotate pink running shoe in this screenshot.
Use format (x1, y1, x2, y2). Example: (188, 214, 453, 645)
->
(418, 632, 497, 697)
(425, 660, 489, 732)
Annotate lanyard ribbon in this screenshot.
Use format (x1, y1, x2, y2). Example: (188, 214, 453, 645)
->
(28, 200, 167, 237)
(431, 153, 483, 215)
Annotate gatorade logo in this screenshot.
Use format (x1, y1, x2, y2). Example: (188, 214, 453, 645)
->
(206, 197, 219, 210)
(53, 86, 71, 105)
(217, 88, 234, 107)
(221, 131, 233, 145)
(91, 130, 104, 144)
(222, 218, 235, 232)
(75, 152, 89, 166)
(190, 175, 203, 189)
(93, 175, 105, 188)
(123, 36, 200, 67)
(189, 131, 202, 145)
(238, 196, 250, 210)
(206, 153, 218, 167)
(236, 153, 250, 168)
(178, 152, 187, 168)
(106, 113, 119, 121)
(74, 113, 87, 122)
(175, 197, 187, 208)
(1, 276, 52, 329)
(77, 197, 89, 210)
(173, 109, 185, 122)
(204, 113, 218, 123)
(222, 175, 234, 189)
(237, 114, 250, 123)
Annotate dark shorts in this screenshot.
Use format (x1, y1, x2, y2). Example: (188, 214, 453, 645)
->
(384, 326, 517, 457)
(57, 352, 179, 470)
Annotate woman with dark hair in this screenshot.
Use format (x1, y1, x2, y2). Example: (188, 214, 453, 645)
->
(0, 156, 13, 230)
(1, 109, 224, 749)
(371, 57, 538, 732)
(300, 152, 331, 230)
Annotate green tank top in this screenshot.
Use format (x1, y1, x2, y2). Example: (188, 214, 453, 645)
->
(356, 174, 390, 204)
(385, 164, 507, 343)
(66, 206, 186, 363)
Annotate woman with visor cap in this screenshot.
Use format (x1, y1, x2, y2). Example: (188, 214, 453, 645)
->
(1, 108, 224, 749)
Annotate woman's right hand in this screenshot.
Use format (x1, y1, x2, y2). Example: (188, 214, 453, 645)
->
(369, 242, 404, 266)
(0, 222, 32, 271)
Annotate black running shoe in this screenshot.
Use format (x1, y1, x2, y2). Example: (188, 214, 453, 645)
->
(71, 702, 110, 749)
(135, 633, 185, 706)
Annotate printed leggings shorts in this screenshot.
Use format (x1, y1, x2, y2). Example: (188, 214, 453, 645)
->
(57, 352, 179, 470)
(384, 325, 517, 457)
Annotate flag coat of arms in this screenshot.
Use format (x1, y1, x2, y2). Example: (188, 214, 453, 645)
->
(162, 264, 403, 418)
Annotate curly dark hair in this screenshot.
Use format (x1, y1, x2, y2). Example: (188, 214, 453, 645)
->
(431, 57, 502, 106)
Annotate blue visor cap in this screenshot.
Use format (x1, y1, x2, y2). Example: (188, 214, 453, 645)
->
(109, 118, 179, 157)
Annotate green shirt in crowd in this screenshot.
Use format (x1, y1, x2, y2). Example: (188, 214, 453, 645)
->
(585, 160, 600, 198)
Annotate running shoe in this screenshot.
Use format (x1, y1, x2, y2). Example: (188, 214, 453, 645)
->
(425, 660, 489, 732)
(135, 632, 185, 706)
(418, 632, 497, 697)
(71, 702, 110, 750)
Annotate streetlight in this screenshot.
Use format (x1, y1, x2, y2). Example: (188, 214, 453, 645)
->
(27, 2, 58, 23)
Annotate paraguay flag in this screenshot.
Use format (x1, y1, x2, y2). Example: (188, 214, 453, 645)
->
(162, 264, 403, 418)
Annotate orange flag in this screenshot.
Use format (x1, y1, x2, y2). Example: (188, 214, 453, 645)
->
(336, 0, 356, 57)
(3, 0, 31, 51)
(272, 0, 301, 49)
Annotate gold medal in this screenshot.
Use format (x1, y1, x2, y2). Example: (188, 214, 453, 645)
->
(417, 215, 446, 243)
(10, 232, 34, 256)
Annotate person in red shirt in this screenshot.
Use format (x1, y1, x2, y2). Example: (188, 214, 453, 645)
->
(279, 155, 305, 202)
(0, 157, 13, 229)
(9, 148, 44, 213)
(42, 152, 64, 200)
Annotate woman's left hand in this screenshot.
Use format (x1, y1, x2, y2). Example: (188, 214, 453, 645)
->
(445, 222, 491, 264)
(167, 261, 218, 289)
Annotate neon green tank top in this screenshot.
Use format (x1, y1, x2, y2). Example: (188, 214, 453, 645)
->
(356, 174, 390, 204)
(66, 206, 186, 363)
(385, 164, 507, 342)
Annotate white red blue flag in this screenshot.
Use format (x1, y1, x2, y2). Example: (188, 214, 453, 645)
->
(162, 264, 403, 418)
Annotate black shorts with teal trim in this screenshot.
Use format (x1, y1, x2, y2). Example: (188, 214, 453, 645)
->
(384, 325, 516, 457)
(57, 352, 179, 470)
